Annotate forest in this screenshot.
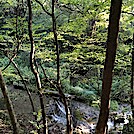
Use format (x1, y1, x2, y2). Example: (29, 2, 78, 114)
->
(0, 0, 133, 134)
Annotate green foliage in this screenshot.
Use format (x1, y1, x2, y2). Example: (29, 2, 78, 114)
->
(0, 57, 9, 67)
(29, 110, 44, 133)
(91, 100, 100, 109)
(0, 0, 133, 106)
(2, 67, 18, 84)
(20, 66, 33, 79)
(69, 86, 97, 103)
(73, 109, 83, 121)
(0, 1, 133, 134)
(60, 44, 105, 65)
(111, 75, 131, 102)
(110, 100, 119, 111)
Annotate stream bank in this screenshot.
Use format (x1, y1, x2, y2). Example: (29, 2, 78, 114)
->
(0, 85, 133, 134)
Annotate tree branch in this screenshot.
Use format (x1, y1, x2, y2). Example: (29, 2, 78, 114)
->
(122, 11, 134, 16)
(34, 0, 52, 16)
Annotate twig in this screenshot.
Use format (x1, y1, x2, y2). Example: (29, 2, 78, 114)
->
(2, 53, 17, 71)
(39, 63, 57, 89)
(122, 11, 134, 16)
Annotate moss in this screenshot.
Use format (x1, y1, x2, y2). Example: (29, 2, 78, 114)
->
(73, 109, 84, 121)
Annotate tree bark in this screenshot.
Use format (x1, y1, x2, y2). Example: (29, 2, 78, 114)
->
(0, 70, 19, 134)
(52, 1, 73, 133)
(131, 33, 134, 118)
(27, 0, 47, 133)
(95, 0, 122, 134)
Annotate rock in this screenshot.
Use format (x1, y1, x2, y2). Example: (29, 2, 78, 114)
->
(114, 118, 125, 126)
(13, 82, 25, 90)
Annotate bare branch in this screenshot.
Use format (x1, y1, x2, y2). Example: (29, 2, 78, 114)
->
(3, 54, 39, 131)
(2, 52, 17, 71)
(2, 0, 21, 71)
(10, 58, 36, 116)
(34, 0, 52, 16)
(39, 63, 58, 89)
(122, 11, 134, 16)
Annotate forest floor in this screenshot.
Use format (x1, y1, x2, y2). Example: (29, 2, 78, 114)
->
(0, 117, 12, 134)
(0, 85, 132, 134)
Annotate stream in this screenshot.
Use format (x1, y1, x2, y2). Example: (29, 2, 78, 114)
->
(0, 86, 133, 134)
(47, 99, 133, 134)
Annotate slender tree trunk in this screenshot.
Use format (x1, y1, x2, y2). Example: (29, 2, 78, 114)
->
(0, 70, 19, 134)
(27, 0, 47, 133)
(95, 0, 122, 134)
(52, 1, 72, 134)
(131, 33, 134, 118)
(10, 59, 36, 120)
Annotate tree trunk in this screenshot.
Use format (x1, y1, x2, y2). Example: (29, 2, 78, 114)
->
(131, 33, 134, 118)
(0, 70, 19, 134)
(95, 0, 122, 134)
(51, 1, 73, 133)
(27, 0, 47, 133)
